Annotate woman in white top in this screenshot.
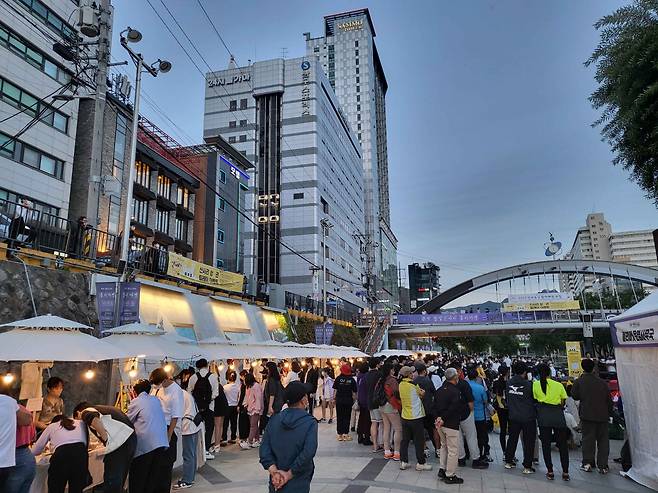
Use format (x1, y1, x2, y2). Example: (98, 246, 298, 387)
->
(320, 367, 335, 423)
(32, 415, 88, 493)
(283, 361, 301, 387)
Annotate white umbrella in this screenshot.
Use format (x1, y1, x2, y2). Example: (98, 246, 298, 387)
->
(0, 314, 92, 330)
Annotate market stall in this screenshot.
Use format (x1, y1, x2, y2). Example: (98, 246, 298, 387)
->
(609, 292, 658, 491)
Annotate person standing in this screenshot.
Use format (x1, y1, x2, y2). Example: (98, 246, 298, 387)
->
(433, 368, 464, 485)
(175, 386, 202, 489)
(1, 393, 32, 490)
(571, 358, 612, 474)
(238, 370, 252, 449)
(245, 373, 264, 447)
(414, 362, 438, 458)
(453, 363, 487, 469)
(380, 362, 402, 460)
(504, 361, 537, 474)
(492, 365, 510, 455)
(222, 371, 240, 444)
(127, 380, 168, 493)
(533, 363, 570, 481)
(31, 415, 89, 493)
(7, 402, 36, 493)
(398, 366, 431, 471)
(356, 362, 372, 445)
(259, 381, 318, 493)
(187, 358, 219, 460)
(319, 367, 335, 423)
(262, 362, 285, 432)
(36, 376, 64, 431)
(364, 357, 383, 453)
(467, 367, 490, 463)
(303, 359, 319, 415)
(150, 368, 185, 493)
(333, 363, 357, 441)
(72, 402, 136, 493)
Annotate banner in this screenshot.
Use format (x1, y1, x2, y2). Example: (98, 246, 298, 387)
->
(166, 252, 244, 293)
(502, 300, 581, 312)
(96, 282, 141, 332)
(610, 313, 658, 348)
(565, 341, 583, 378)
(396, 313, 490, 324)
(96, 283, 117, 333)
(508, 292, 573, 303)
(314, 323, 334, 345)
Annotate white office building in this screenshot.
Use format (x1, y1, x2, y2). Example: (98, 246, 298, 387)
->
(304, 9, 399, 308)
(610, 230, 658, 268)
(0, 0, 81, 219)
(203, 57, 367, 312)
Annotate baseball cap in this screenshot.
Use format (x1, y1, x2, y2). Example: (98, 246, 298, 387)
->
(283, 381, 313, 405)
(399, 366, 414, 378)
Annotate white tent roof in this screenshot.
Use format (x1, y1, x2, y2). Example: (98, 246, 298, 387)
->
(103, 333, 203, 360)
(374, 349, 418, 357)
(0, 314, 92, 330)
(609, 290, 658, 322)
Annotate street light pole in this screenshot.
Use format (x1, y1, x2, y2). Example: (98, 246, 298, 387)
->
(320, 218, 333, 343)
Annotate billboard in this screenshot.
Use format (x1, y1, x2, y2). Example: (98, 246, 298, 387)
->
(508, 292, 573, 303)
(166, 252, 244, 293)
(502, 300, 581, 312)
(565, 341, 583, 378)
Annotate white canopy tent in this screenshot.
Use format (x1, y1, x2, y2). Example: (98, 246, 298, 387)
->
(0, 315, 124, 362)
(102, 323, 205, 360)
(374, 349, 418, 358)
(609, 291, 658, 491)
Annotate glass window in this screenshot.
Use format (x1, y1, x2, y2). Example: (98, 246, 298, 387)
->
(2, 80, 20, 104)
(229, 100, 237, 111)
(293, 192, 304, 199)
(219, 169, 226, 183)
(32, 2, 48, 20)
(132, 198, 148, 224)
(156, 208, 170, 233)
(177, 186, 189, 208)
(53, 112, 67, 132)
(40, 155, 56, 175)
(228, 136, 236, 143)
(216, 258, 224, 268)
(22, 147, 40, 168)
(239, 119, 247, 127)
(108, 196, 120, 234)
(355, 40, 359, 47)
(218, 198, 225, 211)
(313, 46, 319, 53)
(229, 120, 236, 128)
(239, 134, 246, 142)
(0, 26, 8, 42)
(43, 59, 58, 78)
(135, 161, 151, 187)
(157, 175, 172, 199)
(8, 36, 26, 54)
(0, 134, 14, 158)
(239, 98, 247, 109)
(217, 228, 225, 243)
(175, 218, 187, 241)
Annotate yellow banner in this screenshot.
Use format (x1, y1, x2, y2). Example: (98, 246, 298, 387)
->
(166, 252, 244, 293)
(502, 300, 581, 312)
(565, 341, 583, 379)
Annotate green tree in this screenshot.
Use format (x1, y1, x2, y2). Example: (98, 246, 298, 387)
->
(587, 1, 658, 203)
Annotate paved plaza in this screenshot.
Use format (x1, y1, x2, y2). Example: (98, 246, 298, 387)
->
(178, 410, 649, 493)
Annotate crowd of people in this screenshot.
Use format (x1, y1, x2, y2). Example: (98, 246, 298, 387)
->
(0, 352, 622, 492)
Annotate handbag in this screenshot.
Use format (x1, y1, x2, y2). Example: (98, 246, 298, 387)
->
(537, 403, 567, 429)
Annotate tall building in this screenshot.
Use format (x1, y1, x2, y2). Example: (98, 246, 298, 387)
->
(408, 262, 440, 311)
(610, 230, 658, 269)
(304, 9, 398, 310)
(0, 0, 82, 219)
(203, 57, 367, 313)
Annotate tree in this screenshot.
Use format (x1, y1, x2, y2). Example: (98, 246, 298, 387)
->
(587, 1, 658, 204)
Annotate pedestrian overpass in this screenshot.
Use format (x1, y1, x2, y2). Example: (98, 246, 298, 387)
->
(389, 320, 610, 337)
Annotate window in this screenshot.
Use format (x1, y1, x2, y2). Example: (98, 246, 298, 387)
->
(229, 120, 236, 128)
(357, 124, 361, 131)
(217, 228, 225, 244)
(4, 135, 64, 179)
(355, 49, 359, 56)
(357, 104, 361, 111)
(132, 198, 148, 224)
(313, 46, 319, 53)
(239, 150, 247, 156)
(15, 0, 76, 41)
(228, 136, 236, 143)
(355, 40, 359, 47)
(355, 58, 359, 65)
(293, 192, 304, 200)
(321, 197, 329, 214)
(239, 134, 246, 142)
(357, 113, 361, 121)
(356, 95, 360, 102)
(229, 100, 237, 111)
(157, 175, 172, 199)
(328, 44, 334, 52)
(358, 133, 361, 140)
(216, 258, 224, 268)
(155, 208, 170, 233)
(356, 67, 359, 74)
(0, 187, 60, 219)
(356, 85, 360, 93)
(239, 98, 247, 109)
(0, 23, 70, 83)
(0, 133, 14, 158)
(239, 119, 247, 127)
(218, 198, 226, 211)
(0, 77, 69, 132)
(113, 113, 127, 180)
(175, 218, 187, 241)
(356, 77, 360, 84)
(135, 160, 151, 187)
(107, 196, 120, 234)
(177, 186, 190, 209)
(219, 170, 226, 183)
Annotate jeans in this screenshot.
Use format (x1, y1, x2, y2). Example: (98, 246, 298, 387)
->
(581, 420, 609, 468)
(438, 426, 460, 477)
(182, 432, 198, 484)
(458, 413, 479, 460)
(474, 419, 490, 458)
(400, 417, 426, 464)
(6, 446, 36, 493)
(505, 420, 537, 468)
(102, 433, 136, 493)
(539, 426, 569, 473)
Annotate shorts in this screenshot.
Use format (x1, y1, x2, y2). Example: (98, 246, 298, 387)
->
(369, 408, 383, 422)
(380, 402, 398, 415)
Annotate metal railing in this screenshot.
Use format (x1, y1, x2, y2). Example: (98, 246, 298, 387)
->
(284, 291, 361, 323)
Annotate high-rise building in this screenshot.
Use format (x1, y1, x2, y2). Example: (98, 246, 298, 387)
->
(610, 230, 658, 269)
(304, 9, 398, 310)
(0, 0, 82, 219)
(408, 262, 440, 311)
(203, 57, 366, 313)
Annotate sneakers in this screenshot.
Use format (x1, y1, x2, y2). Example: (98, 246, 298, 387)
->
(239, 441, 251, 450)
(522, 467, 536, 475)
(443, 475, 464, 485)
(416, 463, 432, 471)
(328, 419, 333, 424)
(392, 452, 400, 462)
(228, 439, 236, 445)
(337, 435, 345, 441)
(438, 468, 446, 479)
(599, 466, 609, 475)
(250, 440, 261, 448)
(504, 462, 515, 469)
(344, 435, 353, 441)
(580, 464, 593, 472)
(471, 459, 489, 469)
(173, 481, 193, 490)
(384, 450, 393, 459)
(209, 445, 221, 453)
(458, 458, 466, 467)
(204, 451, 215, 460)
(400, 462, 409, 470)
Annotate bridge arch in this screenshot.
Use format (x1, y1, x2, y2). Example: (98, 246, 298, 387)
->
(413, 260, 658, 314)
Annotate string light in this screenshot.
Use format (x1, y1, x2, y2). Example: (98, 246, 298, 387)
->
(218, 364, 225, 372)
(163, 363, 173, 373)
(284, 361, 291, 369)
(301, 360, 307, 367)
(314, 359, 320, 366)
(128, 368, 138, 379)
(251, 361, 258, 368)
(2, 373, 15, 385)
(84, 369, 95, 380)
(229, 363, 235, 371)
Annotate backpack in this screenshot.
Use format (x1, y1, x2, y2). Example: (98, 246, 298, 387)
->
(192, 372, 213, 411)
(373, 377, 388, 407)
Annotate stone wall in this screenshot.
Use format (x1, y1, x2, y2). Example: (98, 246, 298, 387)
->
(0, 260, 113, 411)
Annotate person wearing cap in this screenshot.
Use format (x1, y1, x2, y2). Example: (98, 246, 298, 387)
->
(434, 368, 464, 485)
(398, 366, 431, 471)
(259, 381, 318, 492)
(414, 362, 439, 459)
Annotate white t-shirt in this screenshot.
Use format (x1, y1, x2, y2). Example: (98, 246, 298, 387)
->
(223, 382, 241, 406)
(181, 391, 201, 436)
(152, 382, 185, 429)
(0, 395, 18, 467)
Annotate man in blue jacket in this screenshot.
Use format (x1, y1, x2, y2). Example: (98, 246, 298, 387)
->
(259, 381, 318, 492)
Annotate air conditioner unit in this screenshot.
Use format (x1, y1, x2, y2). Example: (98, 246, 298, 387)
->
(258, 216, 269, 223)
(269, 215, 280, 222)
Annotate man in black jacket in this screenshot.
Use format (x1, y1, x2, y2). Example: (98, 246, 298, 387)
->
(571, 358, 612, 473)
(504, 360, 537, 473)
(434, 368, 464, 485)
(364, 357, 383, 452)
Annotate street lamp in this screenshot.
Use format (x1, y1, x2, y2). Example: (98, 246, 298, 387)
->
(118, 27, 171, 280)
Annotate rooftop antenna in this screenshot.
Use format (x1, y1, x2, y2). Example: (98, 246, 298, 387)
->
(281, 47, 288, 59)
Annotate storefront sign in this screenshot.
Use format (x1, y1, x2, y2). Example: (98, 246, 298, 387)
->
(338, 19, 364, 31)
(508, 292, 573, 303)
(565, 341, 583, 378)
(166, 252, 244, 293)
(96, 282, 141, 332)
(502, 300, 581, 312)
(207, 73, 251, 88)
(610, 313, 658, 347)
(301, 61, 311, 116)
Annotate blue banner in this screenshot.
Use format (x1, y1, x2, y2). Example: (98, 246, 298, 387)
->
(96, 282, 141, 332)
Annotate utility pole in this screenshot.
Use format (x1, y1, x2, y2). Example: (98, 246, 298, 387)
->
(88, 0, 112, 226)
(320, 218, 333, 342)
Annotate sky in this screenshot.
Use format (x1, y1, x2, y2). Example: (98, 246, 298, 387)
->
(111, 0, 657, 307)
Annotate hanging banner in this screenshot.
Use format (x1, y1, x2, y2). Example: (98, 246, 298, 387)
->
(95, 282, 141, 332)
(166, 252, 244, 293)
(118, 282, 141, 326)
(96, 283, 117, 333)
(565, 341, 583, 378)
(314, 322, 334, 345)
(502, 300, 581, 312)
(610, 313, 658, 348)
(508, 292, 574, 304)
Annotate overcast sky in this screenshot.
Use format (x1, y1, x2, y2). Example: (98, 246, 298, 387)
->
(112, 0, 657, 307)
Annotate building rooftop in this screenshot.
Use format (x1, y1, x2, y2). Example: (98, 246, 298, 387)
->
(324, 8, 376, 37)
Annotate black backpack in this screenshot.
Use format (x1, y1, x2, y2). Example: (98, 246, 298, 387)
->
(192, 372, 213, 411)
(373, 377, 388, 407)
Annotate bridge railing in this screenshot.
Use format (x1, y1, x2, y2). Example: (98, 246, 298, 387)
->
(393, 309, 622, 326)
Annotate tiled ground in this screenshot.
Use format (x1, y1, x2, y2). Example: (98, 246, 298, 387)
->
(178, 410, 650, 493)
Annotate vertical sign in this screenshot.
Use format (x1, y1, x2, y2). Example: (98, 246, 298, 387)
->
(565, 341, 583, 379)
(314, 322, 334, 345)
(96, 282, 141, 332)
(300, 60, 311, 116)
(96, 282, 116, 333)
(118, 282, 141, 325)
